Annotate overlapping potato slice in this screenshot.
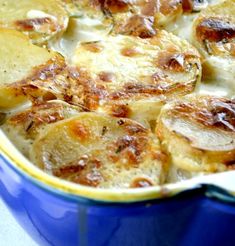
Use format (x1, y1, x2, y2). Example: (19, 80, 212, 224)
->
(0, 29, 83, 109)
(0, 0, 68, 44)
(31, 113, 168, 188)
(191, 0, 235, 89)
(71, 32, 201, 124)
(67, 0, 223, 40)
(157, 95, 235, 182)
(68, 0, 182, 38)
(165, 0, 223, 40)
(1, 100, 82, 157)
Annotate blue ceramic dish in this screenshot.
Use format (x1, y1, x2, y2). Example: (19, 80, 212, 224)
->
(1, 131, 235, 246)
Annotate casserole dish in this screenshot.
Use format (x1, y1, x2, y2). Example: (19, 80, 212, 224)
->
(1, 131, 235, 246)
(1, 0, 235, 245)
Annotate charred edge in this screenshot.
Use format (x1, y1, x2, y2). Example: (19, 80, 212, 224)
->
(196, 18, 235, 43)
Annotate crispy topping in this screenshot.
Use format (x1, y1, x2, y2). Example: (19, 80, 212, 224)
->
(15, 17, 58, 33)
(121, 47, 140, 57)
(73, 168, 103, 187)
(182, 0, 208, 12)
(139, 0, 157, 16)
(98, 71, 115, 82)
(111, 104, 130, 118)
(53, 155, 89, 177)
(120, 15, 156, 38)
(110, 81, 192, 100)
(53, 156, 103, 187)
(23, 57, 65, 82)
(100, 0, 131, 13)
(157, 52, 185, 72)
(82, 42, 104, 53)
(69, 121, 90, 141)
(122, 121, 148, 135)
(158, 0, 182, 15)
(196, 18, 235, 42)
(108, 135, 148, 165)
(9, 102, 65, 132)
(173, 98, 235, 132)
(182, 0, 194, 12)
(130, 177, 153, 188)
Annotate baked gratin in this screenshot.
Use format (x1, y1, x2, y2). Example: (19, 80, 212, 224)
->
(0, 0, 234, 188)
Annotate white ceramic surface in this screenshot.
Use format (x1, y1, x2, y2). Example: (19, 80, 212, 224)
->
(0, 198, 38, 246)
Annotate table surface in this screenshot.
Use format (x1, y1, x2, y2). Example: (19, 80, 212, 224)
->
(0, 198, 38, 246)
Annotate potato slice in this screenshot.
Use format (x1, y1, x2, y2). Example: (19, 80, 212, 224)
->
(164, 0, 223, 40)
(69, 1, 223, 39)
(71, 32, 201, 124)
(191, 0, 235, 90)
(0, 29, 78, 109)
(69, 0, 182, 37)
(31, 113, 167, 188)
(0, 0, 68, 44)
(1, 100, 82, 157)
(157, 95, 235, 182)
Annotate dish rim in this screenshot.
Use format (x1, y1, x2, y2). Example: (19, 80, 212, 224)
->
(1, 130, 235, 204)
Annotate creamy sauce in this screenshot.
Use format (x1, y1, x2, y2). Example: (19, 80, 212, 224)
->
(50, 16, 112, 60)
(27, 9, 57, 21)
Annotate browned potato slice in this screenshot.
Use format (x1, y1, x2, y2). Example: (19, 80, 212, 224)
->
(0, 29, 61, 108)
(157, 95, 235, 182)
(31, 113, 168, 188)
(1, 100, 82, 157)
(69, 0, 182, 38)
(0, 29, 82, 109)
(0, 0, 69, 44)
(191, 0, 235, 88)
(68, 0, 223, 40)
(71, 32, 201, 125)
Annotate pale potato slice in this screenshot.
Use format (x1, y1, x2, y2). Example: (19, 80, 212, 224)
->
(71, 32, 201, 124)
(157, 95, 235, 183)
(1, 100, 82, 157)
(31, 113, 168, 188)
(191, 0, 235, 89)
(0, 0, 68, 44)
(0, 29, 82, 109)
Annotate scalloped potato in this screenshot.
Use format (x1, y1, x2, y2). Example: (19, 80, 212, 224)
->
(0, 29, 64, 108)
(1, 0, 235, 189)
(0, 29, 79, 109)
(71, 31, 201, 124)
(191, 0, 235, 89)
(0, 0, 68, 44)
(1, 100, 82, 157)
(31, 113, 168, 188)
(157, 95, 235, 182)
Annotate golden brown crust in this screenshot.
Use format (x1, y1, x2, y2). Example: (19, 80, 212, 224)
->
(0, 0, 68, 44)
(157, 95, 235, 182)
(31, 113, 167, 188)
(72, 33, 201, 120)
(196, 18, 235, 43)
(192, 0, 235, 58)
(170, 97, 235, 132)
